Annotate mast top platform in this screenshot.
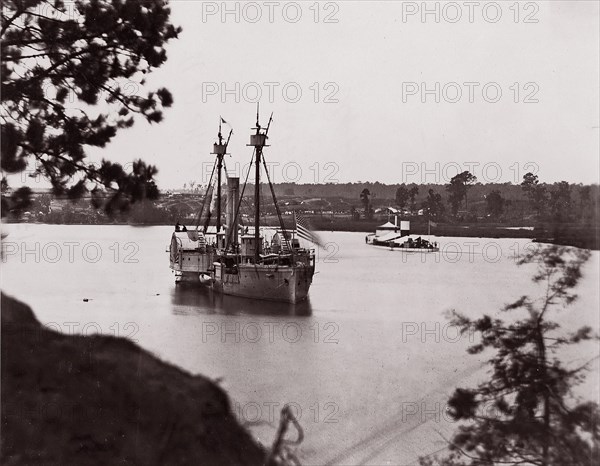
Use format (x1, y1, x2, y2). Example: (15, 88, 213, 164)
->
(248, 133, 269, 148)
(212, 143, 228, 155)
(248, 107, 272, 148)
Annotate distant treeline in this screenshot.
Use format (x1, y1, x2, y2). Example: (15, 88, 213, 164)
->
(6, 173, 599, 249)
(269, 174, 599, 225)
(269, 180, 597, 204)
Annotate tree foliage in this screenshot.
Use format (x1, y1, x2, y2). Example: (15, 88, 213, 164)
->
(395, 184, 409, 210)
(408, 185, 419, 214)
(447, 171, 477, 216)
(1, 0, 181, 215)
(485, 190, 505, 218)
(345, 178, 596, 226)
(395, 184, 419, 213)
(549, 181, 573, 222)
(360, 188, 372, 219)
(522, 172, 549, 218)
(422, 245, 599, 466)
(422, 188, 445, 220)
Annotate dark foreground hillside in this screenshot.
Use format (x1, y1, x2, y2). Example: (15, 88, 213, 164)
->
(1, 293, 265, 465)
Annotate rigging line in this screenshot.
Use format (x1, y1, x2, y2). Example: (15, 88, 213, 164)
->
(239, 197, 256, 226)
(404, 444, 452, 466)
(203, 166, 220, 233)
(202, 196, 214, 234)
(193, 159, 216, 230)
(225, 149, 255, 251)
(262, 154, 293, 260)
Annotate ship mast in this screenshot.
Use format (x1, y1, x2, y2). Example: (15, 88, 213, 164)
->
(248, 105, 270, 262)
(216, 126, 224, 233)
(211, 119, 232, 235)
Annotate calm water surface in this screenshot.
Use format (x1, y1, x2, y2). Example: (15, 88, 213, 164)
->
(2, 224, 599, 465)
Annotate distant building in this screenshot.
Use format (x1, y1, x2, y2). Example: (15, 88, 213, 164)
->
(49, 199, 65, 212)
(375, 207, 400, 215)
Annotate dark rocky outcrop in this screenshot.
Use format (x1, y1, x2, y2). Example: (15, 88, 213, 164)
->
(1, 293, 265, 465)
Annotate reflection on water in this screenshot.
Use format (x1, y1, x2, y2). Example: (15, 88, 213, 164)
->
(170, 283, 313, 317)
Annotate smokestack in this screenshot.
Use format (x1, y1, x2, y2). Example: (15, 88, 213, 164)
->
(226, 177, 240, 247)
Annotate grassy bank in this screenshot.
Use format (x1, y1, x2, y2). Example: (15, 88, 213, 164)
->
(6, 216, 599, 250)
(1, 293, 265, 465)
(306, 218, 599, 250)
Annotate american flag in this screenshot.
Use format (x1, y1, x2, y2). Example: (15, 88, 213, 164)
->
(294, 211, 324, 248)
(207, 184, 216, 213)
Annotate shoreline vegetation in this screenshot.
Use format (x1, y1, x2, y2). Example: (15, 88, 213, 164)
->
(6, 217, 599, 250)
(6, 178, 599, 250)
(1, 293, 266, 465)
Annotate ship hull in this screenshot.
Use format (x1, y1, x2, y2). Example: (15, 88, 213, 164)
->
(211, 263, 314, 304)
(174, 271, 203, 284)
(371, 244, 440, 253)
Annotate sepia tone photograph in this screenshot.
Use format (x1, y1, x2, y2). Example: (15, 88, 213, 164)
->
(1, 1, 599, 465)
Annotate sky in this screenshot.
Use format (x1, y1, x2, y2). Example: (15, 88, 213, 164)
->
(41, 1, 600, 188)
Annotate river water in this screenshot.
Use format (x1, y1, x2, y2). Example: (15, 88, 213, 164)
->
(2, 224, 599, 465)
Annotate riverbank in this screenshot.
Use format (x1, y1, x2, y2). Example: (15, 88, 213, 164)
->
(308, 219, 600, 250)
(4, 218, 598, 250)
(1, 293, 265, 465)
